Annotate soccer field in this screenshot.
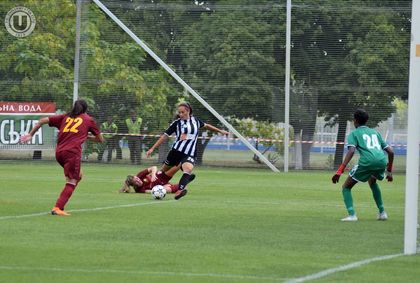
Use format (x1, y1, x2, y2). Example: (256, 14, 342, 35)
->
(0, 161, 418, 283)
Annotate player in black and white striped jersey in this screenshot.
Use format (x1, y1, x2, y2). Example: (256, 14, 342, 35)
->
(146, 102, 229, 200)
(169, 114, 203, 157)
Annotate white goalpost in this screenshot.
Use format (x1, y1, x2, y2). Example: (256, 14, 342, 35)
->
(283, 0, 291, 173)
(91, 0, 280, 172)
(404, 0, 420, 255)
(72, 0, 82, 104)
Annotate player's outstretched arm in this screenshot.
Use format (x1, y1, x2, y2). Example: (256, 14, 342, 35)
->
(332, 147, 355, 184)
(203, 123, 229, 136)
(20, 117, 49, 143)
(148, 166, 158, 182)
(146, 134, 168, 157)
(118, 183, 130, 193)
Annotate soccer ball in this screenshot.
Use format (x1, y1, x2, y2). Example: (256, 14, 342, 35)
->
(151, 185, 166, 200)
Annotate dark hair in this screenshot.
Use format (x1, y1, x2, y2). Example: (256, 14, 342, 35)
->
(69, 99, 88, 118)
(354, 109, 369, 125)
(125, 175, 134, 186)
(178, 102, 193, 115)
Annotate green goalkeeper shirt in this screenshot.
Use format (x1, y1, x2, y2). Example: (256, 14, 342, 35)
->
(347, 126, 388, 168)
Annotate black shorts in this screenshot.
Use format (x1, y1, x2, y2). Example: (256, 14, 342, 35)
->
(164, 149, 196, 167)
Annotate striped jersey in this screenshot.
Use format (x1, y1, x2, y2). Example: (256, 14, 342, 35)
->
(164, 116, 205, 157)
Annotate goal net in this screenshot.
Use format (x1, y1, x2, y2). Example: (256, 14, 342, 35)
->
(0, 0, 413, 175)
(0, 0, 417, 253)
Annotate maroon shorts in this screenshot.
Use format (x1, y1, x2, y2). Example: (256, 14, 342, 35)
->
(56, 150, 82, 181)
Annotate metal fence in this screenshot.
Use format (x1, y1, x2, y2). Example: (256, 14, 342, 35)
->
(0, 0, 413, 172)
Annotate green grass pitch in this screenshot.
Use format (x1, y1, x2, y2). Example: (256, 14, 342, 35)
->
(0, 161, 419, 283)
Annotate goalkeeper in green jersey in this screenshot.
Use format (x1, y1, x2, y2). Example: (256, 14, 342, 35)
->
(332, 109, 394, 222)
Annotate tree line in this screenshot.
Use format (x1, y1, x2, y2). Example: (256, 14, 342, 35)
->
(0, 0, 411, 167)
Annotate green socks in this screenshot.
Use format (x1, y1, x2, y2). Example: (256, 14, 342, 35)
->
(342, 188, 355, 216)
(370, 183, 385, 213)
(342, 184, 384, 216)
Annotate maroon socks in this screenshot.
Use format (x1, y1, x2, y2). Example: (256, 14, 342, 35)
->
(55, 183, 76, 210)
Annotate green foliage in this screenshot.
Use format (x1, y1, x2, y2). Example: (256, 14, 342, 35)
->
(326, 154, 334, 169)
(392, 98, 408, 129)
(77, 2, 181, 130)
(289, 1, 410, 165)
(0, 0, 75, 108)
(82, 140, 101, 160)
(228, 117, 290, 164)
(290, 78, 318, 132)
(0, 0, 411, 167)
(0, 0, 180, 131)
(180, 7, 281, 121)
(301, 2, 410, 125)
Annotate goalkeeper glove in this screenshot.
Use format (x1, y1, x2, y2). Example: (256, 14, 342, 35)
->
(386, 163, 393, 182)
(332, 164, 346, 184)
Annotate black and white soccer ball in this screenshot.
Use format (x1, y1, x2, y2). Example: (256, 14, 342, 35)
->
(151, 185, 166, 200)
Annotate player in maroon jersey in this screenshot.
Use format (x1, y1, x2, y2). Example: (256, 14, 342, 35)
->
(119, 165, 195, 194)
(20, 100, 104, 216)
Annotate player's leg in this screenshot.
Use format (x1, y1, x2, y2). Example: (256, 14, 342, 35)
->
(116, 137, 122, 159)
(136, 138, 142, 165)
(161, 163, 173, 173)
(163, 164, 181, 178)
(368, 176, 387, 220)
(164, 173, 195, 194)
(178, 158, 194, 190)
(174, 161, 194, 200)
(97, 141, 106, 161)
(161, 150, 180, 173)
(132, 139, 137, 164)
(341, 176, 358, 221)
(52, 177, 76, 216)
(187, 173, 196, 184)
(106, 140, 113, 162)
(52, 152, 81, 216)
(128, 138, 135, 164)
(162, 150, 190, 200)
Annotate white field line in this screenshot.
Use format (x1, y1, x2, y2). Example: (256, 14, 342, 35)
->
(0, 200, 283, 282)
(0, 211, 50, 220)
(0, 198, 405, 217)
(0, 201, 172, 220)
(285, 253, 404, 283)
(0, 265, 282, 282)
(0, 201, 408, 282)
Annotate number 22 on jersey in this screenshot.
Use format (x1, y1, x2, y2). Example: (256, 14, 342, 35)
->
(63, 117, 83, 133)
(362, 134, 381, 150)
